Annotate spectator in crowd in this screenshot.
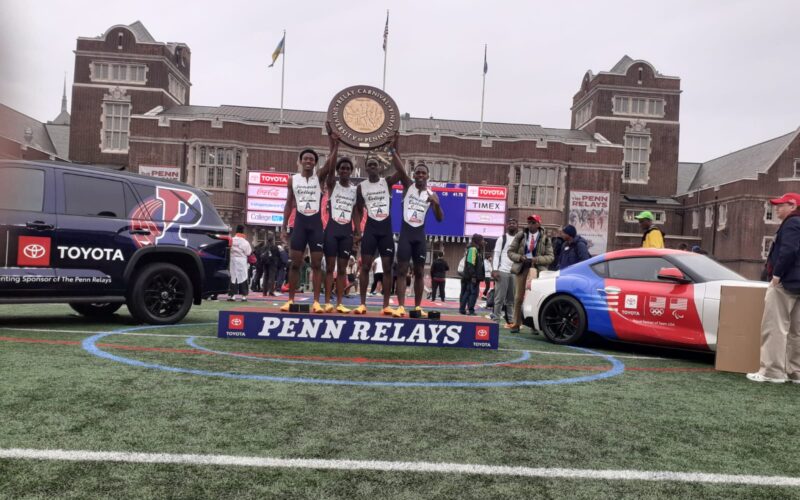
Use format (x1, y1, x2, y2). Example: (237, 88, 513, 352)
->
(460, 234, 485, 315)
(691, 245, 708, 255)
(548, 228, 564, 271)
(677, 242, 690, 251)
(482, 255, 493, 299)
(747, 192, 800, 383)
(370, 256, 384, 296)
(228, 225, 252, 302)
(490, 217, 518, 323)
(506, 214, 554, 332)
(261, 232, 280, 296)
(344, 254, 359, 298)
(275, 243, 289, 292)
(635, 211, 665, 248)
(250, 241, 265, 291)
(556, 225, 591, 270)
(430, 252, 449, 301)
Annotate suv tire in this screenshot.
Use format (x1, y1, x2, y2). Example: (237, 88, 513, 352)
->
(69, 302, 124, 318)
(127, 263, 194, 325)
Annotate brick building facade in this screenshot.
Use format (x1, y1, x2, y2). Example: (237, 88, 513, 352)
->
(60, 21, 796, 279)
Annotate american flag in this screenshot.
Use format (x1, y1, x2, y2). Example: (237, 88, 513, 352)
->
(382, 11, 389, 51)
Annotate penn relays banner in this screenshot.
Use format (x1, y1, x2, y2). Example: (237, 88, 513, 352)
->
(218, 309, 499, 349)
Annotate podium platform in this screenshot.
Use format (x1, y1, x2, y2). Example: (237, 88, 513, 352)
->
(218, 308, 498, 350)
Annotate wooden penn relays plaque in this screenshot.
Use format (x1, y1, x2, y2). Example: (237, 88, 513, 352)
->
(327, 85, 400, 150)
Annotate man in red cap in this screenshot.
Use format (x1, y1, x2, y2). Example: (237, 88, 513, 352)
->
(505, 214, 554, 332)
(747, 192, 800, 383)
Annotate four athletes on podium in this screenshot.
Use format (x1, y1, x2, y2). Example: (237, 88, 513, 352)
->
(281, 124, 444, 316)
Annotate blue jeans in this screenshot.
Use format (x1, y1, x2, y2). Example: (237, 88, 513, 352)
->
(459, 280, 478, 314)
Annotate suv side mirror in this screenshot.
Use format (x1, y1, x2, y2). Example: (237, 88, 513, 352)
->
(657, 267, 690, 284)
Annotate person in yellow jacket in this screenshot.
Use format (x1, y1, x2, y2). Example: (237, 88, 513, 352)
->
(635, 211, 665, 248)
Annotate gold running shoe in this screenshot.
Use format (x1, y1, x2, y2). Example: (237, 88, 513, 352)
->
(353, 304, 368, 315)
(279, 300, 293, 312)
(311, 301, 325, 314)
(324, 303, 335, 313)
(336, 304, 351, 314)
(414, 306, 428, 318)
(382, 306, 396, 316)
(392, 306, 407, 318)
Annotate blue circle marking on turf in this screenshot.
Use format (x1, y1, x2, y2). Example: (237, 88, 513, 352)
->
(81, 324, 625, 387)
(184, 336, 531, 369)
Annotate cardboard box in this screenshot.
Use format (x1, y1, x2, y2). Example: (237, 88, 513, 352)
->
(715, 285, 766, 373)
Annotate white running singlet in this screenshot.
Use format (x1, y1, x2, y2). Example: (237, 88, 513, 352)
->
(359, 177, 391, 221)
(292, 173, 322, 216)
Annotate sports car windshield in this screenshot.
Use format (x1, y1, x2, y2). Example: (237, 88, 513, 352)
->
(669, 254, 746, 282)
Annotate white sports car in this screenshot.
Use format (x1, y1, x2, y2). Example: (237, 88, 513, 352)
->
(522, 248, 767, 350)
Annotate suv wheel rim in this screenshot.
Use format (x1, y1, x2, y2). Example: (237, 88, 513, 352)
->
(143, 272, 186, 318)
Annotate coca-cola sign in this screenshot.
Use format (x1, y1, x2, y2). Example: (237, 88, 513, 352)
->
(247, 185, 288, 199)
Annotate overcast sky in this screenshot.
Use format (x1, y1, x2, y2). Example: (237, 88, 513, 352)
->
(1, 0, 798, 162)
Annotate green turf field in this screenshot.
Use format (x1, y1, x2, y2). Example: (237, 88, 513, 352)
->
(1, 302, 798, 499)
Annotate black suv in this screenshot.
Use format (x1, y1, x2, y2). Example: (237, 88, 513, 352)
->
(0, 160, 231, 324)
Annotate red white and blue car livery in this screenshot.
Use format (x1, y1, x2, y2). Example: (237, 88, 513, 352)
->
(522, 248, 767, 350)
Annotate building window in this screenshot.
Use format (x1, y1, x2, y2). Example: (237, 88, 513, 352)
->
(429, 161, 453, 182)
(410, 160, 455, 183)
(794, 159, 800, 178)
(624, 209, 665, 224)
(195, 145, 245, 190)
(765, 201, 780, 224)
(623, 134, 650, 183)
(575, 101, 592, 127)
(100, 102, 131, 152)
(762, 236, 775, 260)
(91, 62, 147, 84)
(613, 96, 665, 117)
(168, 74, 186, 104)
(704, 206, 714, 228)
(692, 209, 699, 230)
(512, 165, 561, 208)
(717, 203, 728, 230)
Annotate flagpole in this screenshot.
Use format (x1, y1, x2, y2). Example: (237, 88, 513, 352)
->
(479, 44, 487, 138)
(382, 10, 389, 90)
(280, 29, 286, 124)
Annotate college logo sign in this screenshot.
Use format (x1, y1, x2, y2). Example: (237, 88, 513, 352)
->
(18, 236, 51, 267)
(218, 311, 499, 349)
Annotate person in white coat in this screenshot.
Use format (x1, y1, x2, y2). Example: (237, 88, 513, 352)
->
(228, 225, 253, 302)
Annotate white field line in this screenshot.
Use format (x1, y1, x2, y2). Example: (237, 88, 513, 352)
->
(0, 327, 215, 338)
(0, 327, 94, 334)
(497, 347, 666, 361)
(0, 448, 797, 487)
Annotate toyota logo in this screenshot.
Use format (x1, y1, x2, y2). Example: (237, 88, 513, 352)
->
(23, 244, 47, 259)
(231, 318, 242, 326)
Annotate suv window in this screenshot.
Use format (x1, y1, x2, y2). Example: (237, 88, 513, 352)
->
(608, 257, 675, 282)
(64, 174, 126, 218)
(0, 167, 44, 212)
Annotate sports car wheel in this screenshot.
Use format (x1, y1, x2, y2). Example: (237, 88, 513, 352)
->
(539, 295, 587, 345)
